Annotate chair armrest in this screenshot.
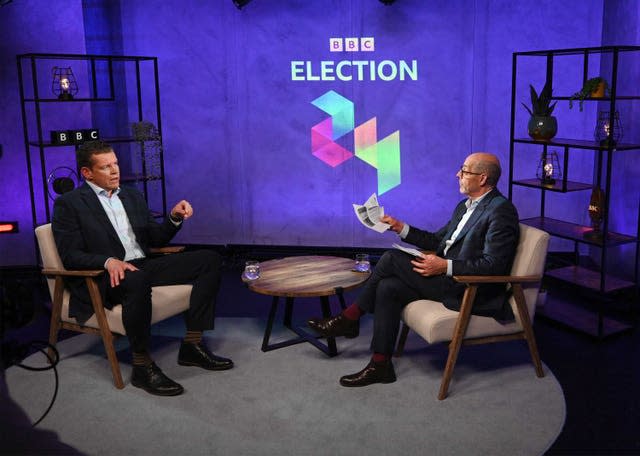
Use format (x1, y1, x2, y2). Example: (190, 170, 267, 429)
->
(453, 275, 542, 284)
(41, 268, 104, 278)
(149, 246, 186, 255)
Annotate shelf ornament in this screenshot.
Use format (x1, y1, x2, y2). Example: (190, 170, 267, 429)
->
(47, 166, 79, 200)
(51, 66, 78, 100)
(594, 110, 623, 147)
(522, 81, 557, 141)
(569, 77, 609, 111)
(535, 150, 561, 185)
(584, 187, 605, 241)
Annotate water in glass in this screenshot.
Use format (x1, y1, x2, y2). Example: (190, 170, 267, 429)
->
(355, 253, 370, 272)
(244, 261, 260, 280)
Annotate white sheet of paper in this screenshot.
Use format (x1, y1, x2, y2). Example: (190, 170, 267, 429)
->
(353, 193, 390, 233)
(392, 243, 424, 257)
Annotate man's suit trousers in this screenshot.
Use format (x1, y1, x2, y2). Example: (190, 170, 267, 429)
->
(355, 249, 456, 355)
(106, 249, 222, 353)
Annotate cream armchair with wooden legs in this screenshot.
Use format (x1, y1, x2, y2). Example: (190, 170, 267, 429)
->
(35, 223, 193, 389)
(395, 223, 550, 400)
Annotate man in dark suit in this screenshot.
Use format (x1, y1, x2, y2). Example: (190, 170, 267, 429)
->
(52, 140, 233, 396)
(308, 152, 519, 387)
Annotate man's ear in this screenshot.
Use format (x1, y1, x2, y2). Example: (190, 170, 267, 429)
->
(80, 166, 92, 180)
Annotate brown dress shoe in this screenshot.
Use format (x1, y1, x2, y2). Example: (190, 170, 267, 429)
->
(339, 360, 397, 387)
(178, 342, 234, 371)
(131, 362, 184, 396)
(307, 314, 359, 338)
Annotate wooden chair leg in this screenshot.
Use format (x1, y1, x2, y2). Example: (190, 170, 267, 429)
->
(512, 284, 544, 378)
(439, 285, 477, 400)
(395, 323, 410, 357)
(47, 277, 64, 364)
(86, 278, 124, 389)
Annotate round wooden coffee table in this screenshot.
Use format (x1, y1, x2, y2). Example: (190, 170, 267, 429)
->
(242, 255, 370, 356)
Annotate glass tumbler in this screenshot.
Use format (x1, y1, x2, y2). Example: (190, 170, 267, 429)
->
(354, 253, 370, 272)
(244, 260, 260, 280)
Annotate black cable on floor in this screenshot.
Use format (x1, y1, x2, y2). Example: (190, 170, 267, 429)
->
(11, 340, 60, 427)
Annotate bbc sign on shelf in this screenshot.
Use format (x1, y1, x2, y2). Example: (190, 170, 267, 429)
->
(50, 129, 100, 145)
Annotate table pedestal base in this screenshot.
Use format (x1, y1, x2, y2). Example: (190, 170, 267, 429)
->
(261, 293, 347, 357)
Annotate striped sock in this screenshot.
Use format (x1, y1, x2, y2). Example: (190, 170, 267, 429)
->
(132, 351, 152, 366)
(183, 330, 202, 345)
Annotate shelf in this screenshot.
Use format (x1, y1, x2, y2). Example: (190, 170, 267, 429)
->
(18, 52, 157, 61)
(520, 217, 637, 247)
(512, 178, 592, 192)
(120, 175, 163, 183)
(510, 45, 640, 339)
(515, 45, 640, 57)
(23, 97, 116, 103)
(546, 265, 636, 293)
(536, 294, 633, 338)
(551, 95, 640, 101)
(513, 137, 640, 151)
(18, 53, 167, 230)
(28, 136, 156, 147)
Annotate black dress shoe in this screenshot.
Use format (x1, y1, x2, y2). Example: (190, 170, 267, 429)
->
(178, 342, 234, 371)
(307, 314, 359, 338)
(339, 360, 397, 387)
(131, 362, 184, 396)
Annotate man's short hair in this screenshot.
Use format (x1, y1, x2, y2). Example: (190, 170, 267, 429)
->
(76, 140, 114, 169)
(476, 160, 501, 186)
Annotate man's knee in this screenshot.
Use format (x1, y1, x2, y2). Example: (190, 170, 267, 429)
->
(376, 277, 405, 300)
(123, 269, 152, 290)
(379, 249, 408, 267)
(189, 249, 222, 274)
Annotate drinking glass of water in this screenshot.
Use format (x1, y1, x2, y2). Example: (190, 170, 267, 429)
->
(354, 253, 370, 273)
(244, 260, 260, 280)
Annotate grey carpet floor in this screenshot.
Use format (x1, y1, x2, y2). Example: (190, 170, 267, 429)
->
(5, 317, 565, 455)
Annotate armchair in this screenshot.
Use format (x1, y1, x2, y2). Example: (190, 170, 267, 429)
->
(35, 223, 192, 389)
(395, 223, 550, 399)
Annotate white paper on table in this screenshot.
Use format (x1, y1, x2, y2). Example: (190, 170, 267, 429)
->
(392, 243, 424, 257)
(353, 193, 390, 233)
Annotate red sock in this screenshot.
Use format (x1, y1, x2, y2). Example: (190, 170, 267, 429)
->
(341, 303, 364, 320)
(372, 353, 390, 363)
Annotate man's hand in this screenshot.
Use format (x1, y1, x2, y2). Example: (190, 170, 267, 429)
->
(170, 200, 193, 221)
(411, 254, 447, 277)
(105, 258, 139, 287)
(381, 214, 405, 234)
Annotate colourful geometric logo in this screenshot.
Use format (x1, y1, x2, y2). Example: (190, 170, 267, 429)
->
(311, 90, 401, 194)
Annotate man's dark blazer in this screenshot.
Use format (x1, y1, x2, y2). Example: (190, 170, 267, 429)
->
(403, 188, 520, 320)
(52, 183, 181, 323)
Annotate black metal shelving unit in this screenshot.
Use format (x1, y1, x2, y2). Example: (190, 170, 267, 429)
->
(508, 45, 640, 338)
(17, 53, 167, 234)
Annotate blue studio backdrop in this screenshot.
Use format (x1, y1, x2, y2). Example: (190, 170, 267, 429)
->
(0, 0, 639, 279)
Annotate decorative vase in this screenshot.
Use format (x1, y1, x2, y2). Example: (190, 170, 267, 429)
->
(584, 186, 605, 241)
(590, 82, 606, 98)
(527, 116, 557, 141)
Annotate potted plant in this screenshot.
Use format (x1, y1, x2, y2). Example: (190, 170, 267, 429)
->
(569, 77, 609, 111)
(522, 81, 557, 141)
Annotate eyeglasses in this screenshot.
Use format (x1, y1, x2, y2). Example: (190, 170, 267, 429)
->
(459, 166, 483, 177)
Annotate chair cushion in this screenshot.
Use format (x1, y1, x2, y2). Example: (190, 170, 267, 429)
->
(402, 299, 522, 344)
(37, 223, 193, 335)
(60, 285, 193, 335)
(401, 223, 550, 344)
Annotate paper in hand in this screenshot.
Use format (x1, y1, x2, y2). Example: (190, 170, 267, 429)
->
(392, 243, 424, 257)
(353, 193, 390, 233)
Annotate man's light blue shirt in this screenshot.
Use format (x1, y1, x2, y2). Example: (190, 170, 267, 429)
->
(85, 181, 146, 264)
